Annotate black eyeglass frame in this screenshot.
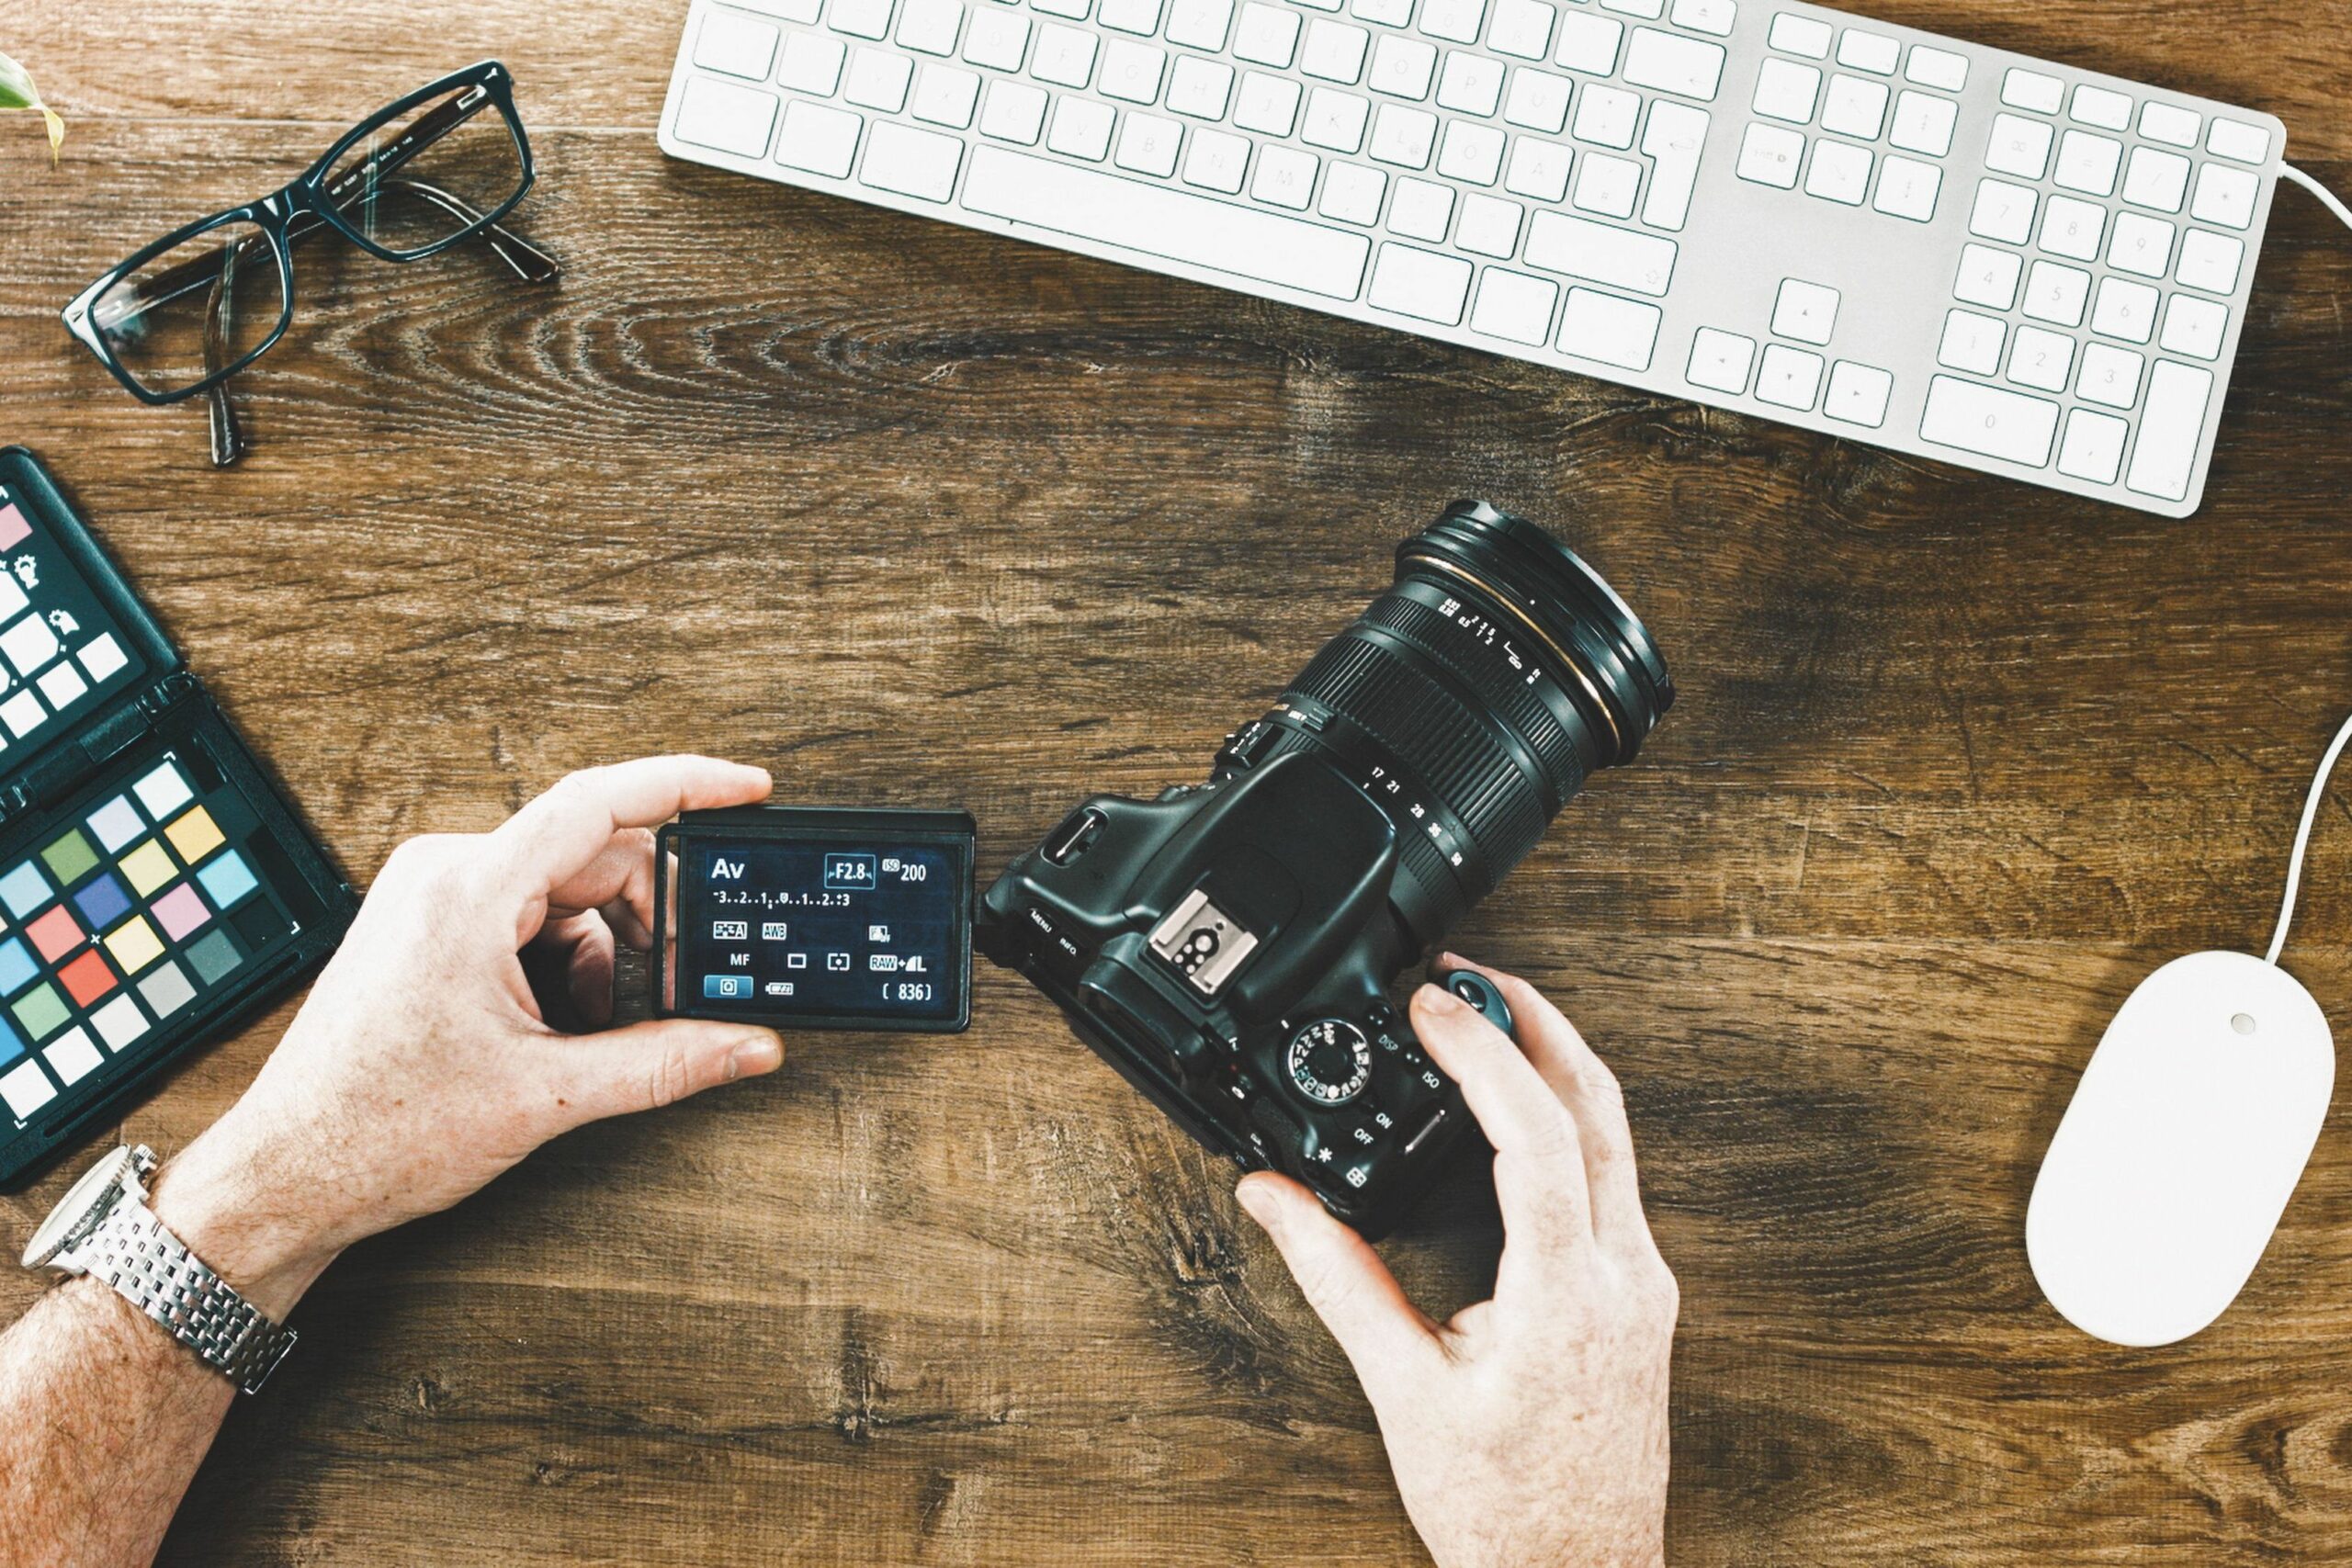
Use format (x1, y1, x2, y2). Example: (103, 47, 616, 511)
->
(60, 60, 537, 408)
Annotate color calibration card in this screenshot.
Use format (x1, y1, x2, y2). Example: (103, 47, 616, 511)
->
(670, 822, 971, 1029)
(0, 482, 151, 761)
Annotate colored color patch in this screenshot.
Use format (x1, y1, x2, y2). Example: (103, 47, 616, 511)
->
(0, 503, 29, 551)
(119, 840, 175, 897)
(165, 806, 225, 863)
(133, 761, 193, 819)
(104, 915, 164, 975)
(0, 863, 50, 919)
(0, 938, 35, 997)
(152, 883, 209, 942)
(12, 983, 68, 1041)
(86, 795, 143, 852)
(57, 949, 116, 1007)
(197, 850, 257, 908)
(138, 960, 195, 1019)
(43, 1027, 100, 1087)
(89, 993, 146, 1052)
(0, 1014, 19, 1066)
(25, 905, 79, 963)
(187, 930, 242, 986)
(73, 872, 131, 931)
(40, 829, 98, 886)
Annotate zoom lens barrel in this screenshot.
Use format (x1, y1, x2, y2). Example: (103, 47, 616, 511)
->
(1220, 501, 1673, 943)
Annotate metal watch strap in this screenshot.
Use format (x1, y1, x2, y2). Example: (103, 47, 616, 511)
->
(76, 1201, 298, 1395)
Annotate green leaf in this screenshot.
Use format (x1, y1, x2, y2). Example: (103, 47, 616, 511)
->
(0, 51, 63, 160)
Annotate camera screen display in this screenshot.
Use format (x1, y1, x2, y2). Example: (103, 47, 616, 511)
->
(662, 811, 972, 1031)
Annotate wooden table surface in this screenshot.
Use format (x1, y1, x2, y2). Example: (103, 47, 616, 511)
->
(2, 1, 2351, 1562)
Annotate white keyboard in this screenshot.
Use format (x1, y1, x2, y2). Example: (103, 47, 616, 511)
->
(657, 0, 2288, 517)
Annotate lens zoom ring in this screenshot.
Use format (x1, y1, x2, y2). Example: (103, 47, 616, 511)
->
(1284, 634, 1548, 868)
(1359, 593, 1591, 799)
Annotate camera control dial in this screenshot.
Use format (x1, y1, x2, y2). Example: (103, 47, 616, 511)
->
(1286, 1019, 1374, 1106)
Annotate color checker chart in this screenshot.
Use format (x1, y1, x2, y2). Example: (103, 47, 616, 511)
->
(0, 751, 298, 1126)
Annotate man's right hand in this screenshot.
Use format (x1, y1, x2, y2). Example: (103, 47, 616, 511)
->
(1236, 960, 1678, 1568)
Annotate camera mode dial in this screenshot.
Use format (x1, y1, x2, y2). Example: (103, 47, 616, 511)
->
(1286, 1019, 1374, 1106)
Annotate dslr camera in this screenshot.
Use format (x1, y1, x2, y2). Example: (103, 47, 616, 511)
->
(979, 502, 1674, 1235)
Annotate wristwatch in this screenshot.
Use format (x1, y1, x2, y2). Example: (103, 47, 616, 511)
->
(19, 1145, 298, 1394)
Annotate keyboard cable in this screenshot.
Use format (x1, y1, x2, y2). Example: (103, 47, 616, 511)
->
(2282, 162, 2352, 235)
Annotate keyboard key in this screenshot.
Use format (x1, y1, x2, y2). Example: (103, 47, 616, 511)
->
(1756, 344, 1823, 409)
(1836, 29, 1896, 74)
(1552, 13, 1623, 75)
(963, 7, 1032, 67)
(1372, 104, 1440, 166)
(1686, 326, 1756, 392)
(1031, 22, 1099, 85)
(1825, 360, 1892, 425)
(1303, 18, 1372, 80)
(2076, 342, 2143, 408)
(2127, 361, 2215, 501)
(2021, 259, 2089, 326)
(1525, 210, 1678, 293)
(1233, 3, 1301, 65)
(1235, 71, 1303, 133)
(2160, 293, 2229, 360)
(1419, 0, 1486, 43)
(1099, 39, 1168, 101)
(735, 0, 822, 21)
(1354, 0, 1413, 22)
(695, 12, 781, 79)
(1505, 68, 1573, 132)
(1889, 90, 1954, 155)
(1904, 46, 1966, 92)
(1369, 34, 1439, 96)
(1804, 141, 1871, 206)
(862, 118, 963, 197)
(2057, 408, 2130, 484)
(2121, 146, 2189, 212)
(1370, 241, 1473, 321)
(1456, 191, 1523, 254)
(1556, 287, 1661, 368)
(1938, 308, 2005, 375)
(979, 79, 1049, 141)
(1968, 178, 2035, 243)
(899, 0, 966, 51)
(1439, 120, 1508, 183)
(844, 47, 913, 110)
(1874, 156, 1939, 222)
(1820, 74, 1888, 140)
(831, 0, 897, 37)
(1572, 152, 1643, 218)
(1984, 113, 2052, 180)
(2191, 164, 2259, 231)
(1437, 51, 1505, 112)
(1505, 136, 1573, 200)
(1113, 111, 1182, 175)
(2038, 193, 2105, 261)
(1166, 0, 1235, 47)
(1033, 0, 1089, 18)
(2069, 84, 2131, 130)
(1303, 86, 1372, 150)
(1374, 177, 1448, 240)
(2138, 101, 2200, 149)
(1046, 95, 1114, 157)
(911, 64, 982, 127)
(1182, 126, 1251, 190)
(781, 31, 850, 92)
(2090, 276, 2158, 343)
(1953, 243, 2021, 310)
(1251, 142, 1320, 206)
(1752, 59, 1820, 124)
(1669, 0, 1737, 38)
(1600, 0, 1663, 16)
(2208, 118, 2271, 165)
(1736, 122, 1803, 188)
(2052, 130, 2120, 197)
(1487, 0, 1555, 59)
(1639, 101, 1709, 230)
(2176, 229, 2245, 293)
(1574, 84, 1642, 147)
(1470, 266, 1559, 342)
(1771, 277, 1838, 344)
(674, 75, 779, 158)
(2007, 324, 2074, 392)
(1622, 27, 1724, 99)
(1100, 0, 1161, 32)
(1768, 13, 1830, 59)
(961, 142, 1372, 295)
(1920, 375, 2058, 467)
(2108, 211, 2175, 277)
(1320, 160, 1387, 220)
(1167, 55, 1236, 118)
(779, 98, 863, 176)
(2000, 68, 2063, 115)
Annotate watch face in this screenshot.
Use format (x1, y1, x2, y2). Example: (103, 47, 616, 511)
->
(20, 1146, 132, 1269)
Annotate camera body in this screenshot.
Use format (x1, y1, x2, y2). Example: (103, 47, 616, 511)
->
(981, 501, 1674, 1236)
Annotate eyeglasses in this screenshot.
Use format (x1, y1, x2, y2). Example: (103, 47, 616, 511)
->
(61, 61, 560, 468)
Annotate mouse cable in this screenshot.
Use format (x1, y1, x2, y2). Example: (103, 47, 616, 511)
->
(2266, 709, 2352, 965)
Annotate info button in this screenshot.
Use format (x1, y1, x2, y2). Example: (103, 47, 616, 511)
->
(703, 974, 753, 999)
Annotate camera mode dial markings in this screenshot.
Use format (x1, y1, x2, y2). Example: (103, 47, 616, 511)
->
(1286, 1018, 1374, 1107)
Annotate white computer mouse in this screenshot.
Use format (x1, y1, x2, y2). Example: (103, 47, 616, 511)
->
(2026, 950, 2335, 1348)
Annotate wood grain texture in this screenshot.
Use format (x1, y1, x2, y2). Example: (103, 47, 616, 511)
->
(1, 0, 2350, 1562)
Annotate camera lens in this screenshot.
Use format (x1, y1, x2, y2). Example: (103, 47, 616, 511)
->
(1218, 501, 1673, 942)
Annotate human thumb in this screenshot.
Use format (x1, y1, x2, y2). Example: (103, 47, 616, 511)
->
(548, 1017, 784, 1131)
(1237, 1172, 1437, 1384)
